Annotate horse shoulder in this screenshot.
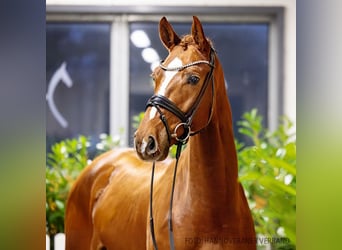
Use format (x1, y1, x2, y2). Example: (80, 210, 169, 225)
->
(90, 149, 157, 249)
(67, 148, 133, 212)
(65, 148, 133, 249)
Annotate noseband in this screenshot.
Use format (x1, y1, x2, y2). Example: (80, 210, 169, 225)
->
(146, 48, 216, 250)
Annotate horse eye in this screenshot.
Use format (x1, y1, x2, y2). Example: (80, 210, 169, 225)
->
(187, 75, 200, 85)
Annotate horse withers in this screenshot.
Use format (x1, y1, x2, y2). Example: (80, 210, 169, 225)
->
(65, 16, 256, 250)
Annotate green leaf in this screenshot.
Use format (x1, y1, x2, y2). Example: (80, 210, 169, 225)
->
(259, 176, 296, 196)
(239, 171, 262, 181)
(55, 200, 65, 210)
(238, 128, 254, 138)
(267, 158, 296, 175)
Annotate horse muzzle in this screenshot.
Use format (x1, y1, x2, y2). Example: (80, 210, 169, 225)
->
(134, 132, 169, 162)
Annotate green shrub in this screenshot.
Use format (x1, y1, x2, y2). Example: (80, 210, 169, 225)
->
(237, 109, 296, 249)
(46, 134, 120, 236)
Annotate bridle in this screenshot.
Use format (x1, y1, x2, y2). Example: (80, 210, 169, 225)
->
(146, 47, 216, 145)
(146, 47, 216, 250)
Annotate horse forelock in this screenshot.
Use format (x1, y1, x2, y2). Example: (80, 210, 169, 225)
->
(178, 34, 214, 53)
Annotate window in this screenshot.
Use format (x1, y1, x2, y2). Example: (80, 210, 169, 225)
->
(46, 23, 110, 152)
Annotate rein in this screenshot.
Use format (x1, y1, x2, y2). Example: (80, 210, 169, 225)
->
(147, 48, 216, 250)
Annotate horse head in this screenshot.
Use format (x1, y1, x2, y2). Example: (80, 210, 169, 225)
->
(134, 16, 216, 161)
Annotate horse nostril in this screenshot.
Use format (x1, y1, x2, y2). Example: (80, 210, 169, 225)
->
(147, 136, 156, 151)
(146, 136, 158, 155)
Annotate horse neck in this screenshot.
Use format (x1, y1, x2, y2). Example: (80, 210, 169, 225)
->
(180, 59, 239, 217)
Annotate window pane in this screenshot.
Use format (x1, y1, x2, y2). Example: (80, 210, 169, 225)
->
(129, 22, 268, 144)
(46, 23, 110, 152)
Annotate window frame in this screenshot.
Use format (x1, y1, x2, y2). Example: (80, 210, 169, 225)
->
(46, 3, 295, 146)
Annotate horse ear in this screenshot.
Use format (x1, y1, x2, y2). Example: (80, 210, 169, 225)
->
(191, 16, 210, 53)
(159, 17, 181, 51)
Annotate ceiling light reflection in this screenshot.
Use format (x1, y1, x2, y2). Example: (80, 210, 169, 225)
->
(141, 48, 160, 64)
(130, 30, 151, 48)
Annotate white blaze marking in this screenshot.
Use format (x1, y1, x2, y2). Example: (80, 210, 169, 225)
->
(140, 138, 148, 154)
(149, 57, 182, 120)
(149, 107, 158, 120)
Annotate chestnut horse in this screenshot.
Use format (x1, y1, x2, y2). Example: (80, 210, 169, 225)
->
(65, 16, 255, 250)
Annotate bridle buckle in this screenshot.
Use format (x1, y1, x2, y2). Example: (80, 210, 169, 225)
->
(172, 123, 191, 143)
